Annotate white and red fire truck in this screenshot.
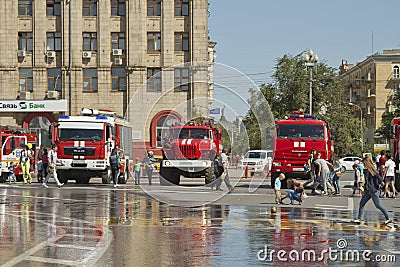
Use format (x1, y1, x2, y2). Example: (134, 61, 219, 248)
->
(0, 126, 37, 182)
(49, 108, 133, 184)
(160, 119, 222, 185)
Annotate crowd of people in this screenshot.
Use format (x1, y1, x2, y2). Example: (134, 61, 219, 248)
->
(273, 148, 396, 225)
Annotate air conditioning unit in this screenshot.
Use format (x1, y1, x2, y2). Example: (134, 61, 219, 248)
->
(82, 51, 92, 58)
(17, 50, 26, 57)
(46, 51, 56, 58)
(112, 49, 123, 56)
(114, 57, 123, 65)
(47, 90, 59, 99)
(19, 91, 30, 100)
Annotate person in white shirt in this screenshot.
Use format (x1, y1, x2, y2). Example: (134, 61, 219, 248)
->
(42, 145, 64, 188)
(383, 154, 397, 198)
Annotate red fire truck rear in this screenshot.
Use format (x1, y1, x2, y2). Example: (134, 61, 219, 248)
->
(0, 126, 37, 182)
(271, 111, 334, 188)
(50, 108, 132, 184)
(390, 117, 400, 192)
(160, 120, 222, 185)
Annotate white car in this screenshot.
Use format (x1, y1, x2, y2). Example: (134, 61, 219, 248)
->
(239, 150, 273, 174)
(339, 156, 362, 172)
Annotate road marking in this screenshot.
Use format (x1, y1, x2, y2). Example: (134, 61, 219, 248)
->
(348, 197, 354, 211)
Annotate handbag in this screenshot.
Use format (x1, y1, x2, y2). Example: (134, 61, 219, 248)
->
(336, 172, 342, 178)
(220, 172, 226, 180)
(295, 187, 304, 193)
(47, 165, 54, 174)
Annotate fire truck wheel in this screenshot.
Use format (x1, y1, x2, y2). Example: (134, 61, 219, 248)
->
(159, 167, 174, 185)
(205, 165, 215, 184)
(102, 169, 112, 184)
(0, 173, 7, 183)
(118, 169, 128, 184)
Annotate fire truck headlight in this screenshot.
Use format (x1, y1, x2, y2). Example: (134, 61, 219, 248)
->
(272, 162, 282, 166)
(287, 163, 291, 167)
(202, 162, 207, 167)
(164, 161, 171, 166)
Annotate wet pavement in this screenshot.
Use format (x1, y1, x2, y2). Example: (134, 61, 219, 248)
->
(0, 178, 399, 266)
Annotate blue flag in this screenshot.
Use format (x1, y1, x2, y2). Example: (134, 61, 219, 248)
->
(209, 108, 220, 114)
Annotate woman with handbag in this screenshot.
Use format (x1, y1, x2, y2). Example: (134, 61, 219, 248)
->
(330, 154, 342, 196)
(354, 156, 392, 225)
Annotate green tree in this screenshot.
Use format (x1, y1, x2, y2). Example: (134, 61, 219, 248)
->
(243, 52, 364, 157)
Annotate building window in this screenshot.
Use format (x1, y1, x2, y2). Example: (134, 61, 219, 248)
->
(47, 0, 61, 16)
(175, 32, 189, 51)
(83, 69, 98, 92)
(18, 32, 33, 51)
(147, 0, 161, 16)
(47, 68, 62, 91)
(111, 68, 126, 91)
(147, 68, 162, 92)
(175, 0, 189, 16)
(147, 32, 161, 52)
(83, 0, 97, 16)
(83, 32, 97, 51)
(19, 68, 33, 92)
(174, 68, 190, 91)
(393, 65, 400, 79)
(18, 0, 32, 16)
(111, 32, 125, 49)
(111, 0, 125, 16)
(47, 32, 62, 51)
(155, 115, 180, 148)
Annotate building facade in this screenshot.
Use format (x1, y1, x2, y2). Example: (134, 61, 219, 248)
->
(339, 49, 400, 144)
(0, 0, 212, 155)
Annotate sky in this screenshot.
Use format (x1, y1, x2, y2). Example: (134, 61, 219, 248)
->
(208, 0, 400, 120)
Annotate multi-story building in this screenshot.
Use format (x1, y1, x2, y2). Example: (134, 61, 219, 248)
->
(339, 49, 400, 145)
(0, 0, 212, 156)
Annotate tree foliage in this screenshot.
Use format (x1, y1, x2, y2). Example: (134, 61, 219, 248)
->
(243, 52, 365, 157)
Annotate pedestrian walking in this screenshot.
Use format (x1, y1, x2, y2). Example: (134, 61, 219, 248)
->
(37, 159, 43, 183)
(210, 154, 222, 191)
(133, 157, 142, 185)
(354, 156, 392, 225)
(330, 154, 342, 195)
(109, 149, 121, 188)
(42, 144, 64, 188)
(41, 149, 49, 180)
(20, 144, 33, 184)
(383, 153, 397, 198)
(303, 148, 317, 193)
(313, 152, 335, 195)
(378, 150, 387, 177)
(143, 151, 155, 185)
(274, 173, 285, 204)
(215, 151, 234, 192)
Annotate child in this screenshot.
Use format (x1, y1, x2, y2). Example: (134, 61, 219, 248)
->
(275, 173, 285, 204)
(133, 157, 142, 185)
(37, 160, 43, 183)
(352, 163, 360, 196)
(8, 163, 17, 184)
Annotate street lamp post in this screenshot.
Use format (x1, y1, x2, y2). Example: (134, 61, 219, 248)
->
(349, 102, 364, 152)
(304, 49, 318, 115)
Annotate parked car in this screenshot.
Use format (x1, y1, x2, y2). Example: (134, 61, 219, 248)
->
(238, 150, 273, 175)
(339, 156, 362, 172)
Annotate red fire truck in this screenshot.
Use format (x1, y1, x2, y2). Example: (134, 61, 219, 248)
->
(0, 126, 37, 182)
(390, 117, 400, 191)
(160, 120, 222, 185)
(271, 111, 334, 188)
(49, 108, 132, 184)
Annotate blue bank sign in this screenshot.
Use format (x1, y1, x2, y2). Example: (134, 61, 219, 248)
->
(0, 100, 67, 112)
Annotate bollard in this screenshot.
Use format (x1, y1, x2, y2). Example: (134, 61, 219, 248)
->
(244, 165, 248, 178)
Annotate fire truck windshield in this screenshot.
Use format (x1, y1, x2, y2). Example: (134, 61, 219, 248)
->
(171, 128, 209, 139)
(58, 129, 103, 141)
(277, 124, 324, 139)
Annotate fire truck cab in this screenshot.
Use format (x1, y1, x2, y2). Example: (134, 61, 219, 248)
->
(160, 119, 222, 185)
(50, 108, 132, 184)
(0, 126, 37, 182)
